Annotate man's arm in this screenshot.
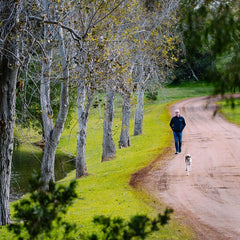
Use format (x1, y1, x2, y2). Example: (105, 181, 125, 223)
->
(181, 117, 186, 131)
(169, 118, 174, 131)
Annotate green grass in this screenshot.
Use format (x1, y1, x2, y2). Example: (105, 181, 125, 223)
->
(160, 81, 214, 102)
(218, 98, 240, 126)
(57, 82, 213, 238)
(58, 102, 195, 239)
(0, 82, 213, 239)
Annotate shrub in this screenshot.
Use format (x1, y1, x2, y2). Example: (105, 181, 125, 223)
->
(8, 172, 173, 240)
(8, 172, 77, 240)
(86, 208, 173, 240)
(146, 91, 158, 101)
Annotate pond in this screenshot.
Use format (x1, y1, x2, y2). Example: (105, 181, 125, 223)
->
(10, 146, 75, 202)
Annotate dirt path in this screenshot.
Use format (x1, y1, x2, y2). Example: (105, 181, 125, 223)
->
(136, 96, 240, 239)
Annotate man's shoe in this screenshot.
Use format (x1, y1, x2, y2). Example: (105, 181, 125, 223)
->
(175, 152, 179, 154)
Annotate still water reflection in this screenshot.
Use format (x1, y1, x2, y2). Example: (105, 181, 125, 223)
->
(11, 147, 75, 202)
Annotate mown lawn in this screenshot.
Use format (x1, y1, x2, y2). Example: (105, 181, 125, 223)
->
(218, 98, 240, 126)
(58, 103, 193, 239)
(0, 81, 213, 239)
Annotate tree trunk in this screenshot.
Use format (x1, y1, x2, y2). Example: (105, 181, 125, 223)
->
(0, 58, 18, 225)
(40, 18, 54, 183)
(76, 86, 93, 178)
(0, 0, 20, 225)
(119, 93, 131, 148)
(40, 25, 69, 187)
(102, 90, 116, 162)
(134, 84, 145, 136)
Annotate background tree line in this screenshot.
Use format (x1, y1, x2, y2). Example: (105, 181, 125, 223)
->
(178, 0, 240, 93)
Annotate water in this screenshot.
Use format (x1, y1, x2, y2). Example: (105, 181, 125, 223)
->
(10, 147, 75, 202)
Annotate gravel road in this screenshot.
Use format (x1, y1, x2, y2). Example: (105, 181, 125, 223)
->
(134, 96, 240, 239)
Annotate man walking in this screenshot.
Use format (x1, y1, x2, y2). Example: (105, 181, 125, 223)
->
(170, 109, 186, 154)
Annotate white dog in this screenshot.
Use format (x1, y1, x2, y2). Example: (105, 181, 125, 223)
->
(185, 154, 192, 176)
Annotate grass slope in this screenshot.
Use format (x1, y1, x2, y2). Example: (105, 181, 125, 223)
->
(60, 103, 193, 239)
(218, 99, 240, 126)
(0, 82, 213, 239)
(57, 82, 213, 238)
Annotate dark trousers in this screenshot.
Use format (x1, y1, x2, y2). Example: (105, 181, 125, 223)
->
(173, 131, 182, 152)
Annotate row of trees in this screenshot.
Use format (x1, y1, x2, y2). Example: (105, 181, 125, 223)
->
(0, 0, 180, 225)
(2, 0, 239, 228)
(179, 0, 240, 91)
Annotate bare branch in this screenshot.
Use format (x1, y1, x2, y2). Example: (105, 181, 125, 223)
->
(23, 29, 48, 59)
(82, 0, 105, 38)
(28, 16, 82, 40)
(1, 48, 23, 66)
(93, 0, 126, 27)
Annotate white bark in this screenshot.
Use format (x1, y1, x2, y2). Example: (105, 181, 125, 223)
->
(119, 93, 131, 148)
(40, 23, 69, 186)
(134, 83, 145, 136)
(76, 85, 93, 178)
(102, 90, 116, 162)
(40, 7, 54, 183)
(0, 0, 20, 225)
(0, 59, 18, 225)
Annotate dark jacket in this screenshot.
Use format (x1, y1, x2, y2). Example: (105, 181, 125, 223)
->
(170, 116, 186, 132)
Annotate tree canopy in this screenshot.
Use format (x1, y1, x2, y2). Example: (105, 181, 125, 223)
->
(180, 0, 240, 94)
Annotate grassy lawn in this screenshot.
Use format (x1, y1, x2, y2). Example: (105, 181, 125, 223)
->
(0, 82, 213, 239)
(218, 98, 240, 126)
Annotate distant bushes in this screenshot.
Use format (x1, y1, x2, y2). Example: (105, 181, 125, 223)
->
(146, 90, 158, 101)
(172, 51, 214, 84)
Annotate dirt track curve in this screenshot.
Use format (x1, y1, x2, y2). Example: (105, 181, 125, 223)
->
(136, 96, 240, 240)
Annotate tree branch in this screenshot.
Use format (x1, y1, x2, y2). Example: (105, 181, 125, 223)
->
(28, 16, 82, 40)
(0, 48, 23, 66)
(82, 0, 105, 38)
(92, 0, 126, 27)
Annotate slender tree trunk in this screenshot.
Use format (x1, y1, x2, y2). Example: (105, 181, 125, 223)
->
(182, 41, 199, 81)
(102, 90, 116, 162)
(0, 0, 20, 225)
(134, 84, 145, 136)
(119, 93, 131, 148)
(187, 62, 199, 81)
(76, 86, 93, 178)
(0, 58, 18, 225)
(40, 25, 69, 186)
(40, 17, 54, 182)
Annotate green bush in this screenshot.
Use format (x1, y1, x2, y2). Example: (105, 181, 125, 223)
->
(8, 173, 173, 240)
(8, 172, 78, 240)
(86, 208, 173, 240)
(146, 91, 158, 101)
